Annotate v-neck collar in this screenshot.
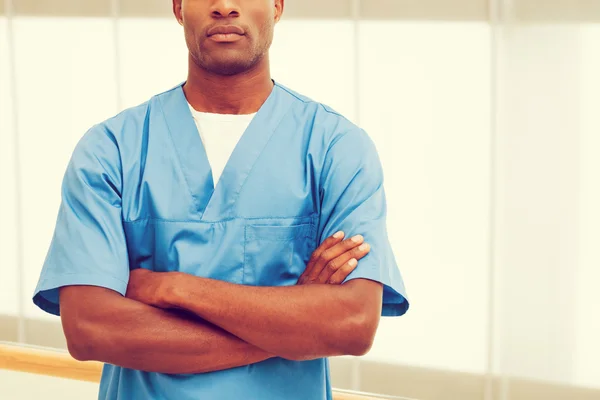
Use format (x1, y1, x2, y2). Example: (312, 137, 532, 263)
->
(158, 81, 293, 221)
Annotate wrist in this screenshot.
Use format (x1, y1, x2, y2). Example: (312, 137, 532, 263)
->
(159, 271, 185, 309)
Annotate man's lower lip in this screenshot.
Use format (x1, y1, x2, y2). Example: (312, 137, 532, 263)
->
(208, 33, 244, 42)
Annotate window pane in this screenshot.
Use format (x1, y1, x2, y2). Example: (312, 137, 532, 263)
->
(359, 21, 492, 376)
(271, 20, 357, 122)
(0, 17, 19, 319)
(118, 18, 188, 109)
(496, 22, 600, 391)
(13, 17, 118, 319)
(575, 24, 600, 390)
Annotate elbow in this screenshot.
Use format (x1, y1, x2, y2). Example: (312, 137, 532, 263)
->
(62, 317, 96, 361)
(59, 286, 117, 362)
(67, 344, 89, 362)
(346, 341, 374, 358)
(344, 329, 376, 357)
(282, 311, 379, 361)
(341, 311, 379, 357)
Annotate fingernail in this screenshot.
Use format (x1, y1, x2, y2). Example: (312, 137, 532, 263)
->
(349, 258, 358, 267)
(351, 235, 363, 243)
(333, 231, 344, 239)
(359, 243, 370, 251)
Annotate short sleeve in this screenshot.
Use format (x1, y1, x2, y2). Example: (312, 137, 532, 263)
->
(32, 127, 130, 316)
(318, 128, 409, 317)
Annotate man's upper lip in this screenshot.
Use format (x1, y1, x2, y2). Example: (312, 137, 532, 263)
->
(207, 25, 245, 36)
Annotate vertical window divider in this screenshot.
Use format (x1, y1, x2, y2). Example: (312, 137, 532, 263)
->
(4, 0, 26, 345)
(351, 0, 362, 392)
(111, 0, 122, 113)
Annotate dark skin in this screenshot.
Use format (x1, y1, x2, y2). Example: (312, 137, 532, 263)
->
(61, 234, 373, 372)
(60, 0, 383, 372)
(175, 0, 279, 114)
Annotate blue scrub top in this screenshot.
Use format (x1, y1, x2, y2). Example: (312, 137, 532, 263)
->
(33, 81, 409, 400)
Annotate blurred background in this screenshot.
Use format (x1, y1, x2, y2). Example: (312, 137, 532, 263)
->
(1, 0, 599, 399)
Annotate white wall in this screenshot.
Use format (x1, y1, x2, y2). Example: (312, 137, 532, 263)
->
(0, 17, 19, 317)
(118, 18, 188, 109)
(11, 18, 119, 319)
(574, 24, 600, 389)
(494, 23, 600, 389)
(271, 20, 357, 122)
(0, 370, 98, 399)
(359, 21, 491, 375)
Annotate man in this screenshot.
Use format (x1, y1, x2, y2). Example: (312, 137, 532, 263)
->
(32, 0, 408, 399)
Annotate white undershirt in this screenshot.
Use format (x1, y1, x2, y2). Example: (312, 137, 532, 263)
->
(188, 104, 256, 185)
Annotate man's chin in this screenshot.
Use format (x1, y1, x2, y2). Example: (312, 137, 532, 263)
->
(201, 56, 252, 76)
(198, 49, 262, 76)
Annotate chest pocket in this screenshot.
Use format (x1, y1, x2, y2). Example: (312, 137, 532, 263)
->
(244, 222, 316, 286)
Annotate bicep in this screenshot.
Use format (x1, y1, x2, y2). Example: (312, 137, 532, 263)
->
(59, 285, 122, 320)
(343, 279, 383, 323)
(338, 279, 383, 355)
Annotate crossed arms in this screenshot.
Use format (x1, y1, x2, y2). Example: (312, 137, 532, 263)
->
(59, 233, 383, 374)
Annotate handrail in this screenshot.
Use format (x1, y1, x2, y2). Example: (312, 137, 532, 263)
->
(0, 342, 102, 383)
(0, 342, 397, 400)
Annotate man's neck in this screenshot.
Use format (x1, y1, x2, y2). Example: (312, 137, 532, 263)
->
(183, 54, 274, 115)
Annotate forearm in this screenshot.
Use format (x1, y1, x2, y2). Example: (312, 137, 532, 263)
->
(61, 287, 273, 374)
(166, 276, 375, 361)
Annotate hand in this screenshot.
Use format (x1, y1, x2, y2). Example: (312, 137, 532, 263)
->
(297, 231, 371, 285)
(126, 268, 174, 309)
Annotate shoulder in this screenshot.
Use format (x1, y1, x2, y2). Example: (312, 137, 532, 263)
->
(80, 82, 184, 152)
(69, 87, 165, 183)
(276, 83, 382, 184)
(275, 81, 374, 149)
(75, 80, 183, 160)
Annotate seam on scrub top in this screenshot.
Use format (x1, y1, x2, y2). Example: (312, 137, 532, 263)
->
(276, 84, 311, 104)
(244, 235, 314, 242)
(243, 214, 318, 224)
(245, 227, 313, 242)
(316, 103, 347, 118)
(242, 225, 248, 285)
(122, 214, 318, 224)
(156, 96, 204, 215)
(38, 272, 129, 286)
(277, 84, 347, 121)
(316, 130, 353, 195)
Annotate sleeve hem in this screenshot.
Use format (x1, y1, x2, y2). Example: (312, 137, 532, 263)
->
(345, 272, 410, 318)
(33, 272, 129, 317)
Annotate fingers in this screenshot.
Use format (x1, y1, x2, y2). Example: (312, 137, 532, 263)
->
(316, 242, 370, 284)
(308, 231, 345, 264)
(297, 231, 345, 284)
(327, 258, 358, 285)
(297, 231, 372, 286)
(307, 235, 365, 282)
